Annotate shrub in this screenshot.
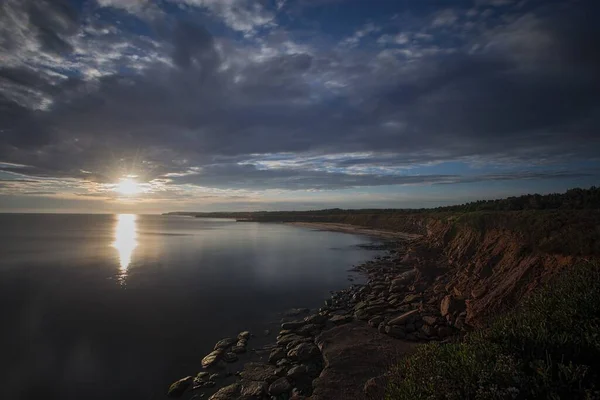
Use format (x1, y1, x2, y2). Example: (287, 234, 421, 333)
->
(386, 262, 600, 400)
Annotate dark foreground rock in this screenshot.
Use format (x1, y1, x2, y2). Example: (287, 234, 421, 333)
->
(311, 322, 417, 400)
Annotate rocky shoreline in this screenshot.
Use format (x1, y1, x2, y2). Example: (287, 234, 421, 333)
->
(167, 229, 469, 400)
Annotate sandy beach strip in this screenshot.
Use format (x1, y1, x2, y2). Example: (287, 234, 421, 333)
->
(287, 222, 421, 240)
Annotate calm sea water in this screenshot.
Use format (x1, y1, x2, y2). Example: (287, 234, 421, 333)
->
(0, 214, 379, 400)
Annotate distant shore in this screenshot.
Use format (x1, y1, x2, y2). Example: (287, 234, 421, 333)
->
(286, 222, 422, 241)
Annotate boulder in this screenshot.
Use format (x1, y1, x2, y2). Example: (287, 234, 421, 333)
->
(222, 352, 238, 363)
(202, 350, 223, 368)
(387, 309, 419, 326)
(287, 364, 309, 380)
(311, 322, 417, 400)
(214, 338, 237, 350)
(240, 363, 278, 384)
(287, 342, 320, 361)
(208, 383, 241, 400)
(238, 331, 251, 340)
(283, 308, 310, 317)
(167, 376, 193, 398)
(422, 315, 438, 326)
(385, 325, 406, 339)
(231, 344, 246, 354)
(269, 377, 292, 396)
(268, 348, 287, 364)
(368, 316, 384, 328)
(277, 334, 305, 346)
(281, 320, 306, 330)
(240, 380, 266, 398)
(441, 295, 464, 317)
(304, 313, 328, 325)
(296, 323, 321, 337)
(329, 314, 352, 325)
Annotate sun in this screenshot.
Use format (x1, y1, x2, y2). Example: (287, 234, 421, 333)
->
(115, 177, 141, 196)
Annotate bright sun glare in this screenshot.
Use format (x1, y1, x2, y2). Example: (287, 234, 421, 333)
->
(116, 177, 141, 196)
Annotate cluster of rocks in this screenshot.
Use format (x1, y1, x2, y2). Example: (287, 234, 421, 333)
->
(168, 243, 471, 400)
(168, 331, 251, 399)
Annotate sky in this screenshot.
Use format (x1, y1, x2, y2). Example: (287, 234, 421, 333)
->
(0, 0, 599, 213)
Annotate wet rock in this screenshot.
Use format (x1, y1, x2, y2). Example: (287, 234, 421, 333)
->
(240, 363, 278, 383)
(274, 366, 288, 377)
(285, 337, 312, 351)
(269, 377, 292, 396)
(222, 352, 238, 363)
(422, 315, 438, 326)
(281, 320, 306, 330)
(237, 331, 251, 341)
(441, 295, 465, 317)
(304, 313, 328, 325)
(354, 309, 370, 321)
(231, 344, 246, 354)
(276, 358, 291, 367)
(287, 365, 309, 380)
(240, 381, 266, 398)
(268, 348, 287, 364)
(277, 334, 305, 346)
(296, 323, 321, 337)
(194, 372, 210, 382)
(167, 376, 193, 398)
(368, 316, 384, 327)
(202, 350, 223, 368)
(287, 342, 320, 362)
(208, 383, 240, 400)
(385, 325, 406, 339)
(214, 338, 237, 350)
(329, 314, 352, 325)
(388, 309, 419, 326)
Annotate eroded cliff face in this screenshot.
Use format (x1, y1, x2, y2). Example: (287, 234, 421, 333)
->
(410, 214, 577, 327)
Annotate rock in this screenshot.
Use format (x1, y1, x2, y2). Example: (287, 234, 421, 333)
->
(354, 308, 370, 320)
(268, 348, 287, 364)
(391, 270, 416, 288)
(405, 323, 416, 333)
(385, 325, 406, 339)
(296, 323, 321, 337)
(277, 334, 305, 346)
(406, 333, 418, 341)
(324, 299, 332, 306)
(440, 295, 465, 317)
(285, 337, 312, 351)
(402, 294, 421, 304)
(329, 314, 352, 325)
(202, 350, 223, 368)
(240, 363, 278, 383)
(240, 380, 266, 398)
(287, 364, 309, 380)
(368, 316, 384, 327)
(208, 383, 240, 400)
(287, 342, 320, 361)
(388, 309, 419, 326)
(422, 315, 438, 326)
(420, 324, 437, 337)
(167, 376, 193, 398)
(304, 313, 328, 325)
(282, 320, 306, 330)
(194, 372, 210, 382)
(269, 377, 292, 396)
(238, 331, 251, 340)
(311, 322, 417, 400)
(231, 344, 246, 354)
(276, 358, 290, 367)
(377, 322, 386, 334)
(214, 338, 237, 350)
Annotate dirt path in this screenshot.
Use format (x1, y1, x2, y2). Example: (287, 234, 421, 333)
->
(287, 222, 422, 241)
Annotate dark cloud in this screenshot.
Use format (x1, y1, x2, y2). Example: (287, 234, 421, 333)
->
(0, 0, 599, 195)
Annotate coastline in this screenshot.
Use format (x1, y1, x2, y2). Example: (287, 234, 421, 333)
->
(169, 225, 465, 400)
(286, 222, 422, 241)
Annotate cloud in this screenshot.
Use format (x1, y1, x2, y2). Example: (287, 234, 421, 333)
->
(0, 0, 599, 203)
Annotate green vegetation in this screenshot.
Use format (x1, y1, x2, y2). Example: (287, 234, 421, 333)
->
(386, 262, 600, 400)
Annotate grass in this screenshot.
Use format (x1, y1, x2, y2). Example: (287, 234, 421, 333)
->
(386, 262, 600, 399)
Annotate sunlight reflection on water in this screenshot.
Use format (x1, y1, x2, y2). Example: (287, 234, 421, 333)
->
(112, 214, 137, 284)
